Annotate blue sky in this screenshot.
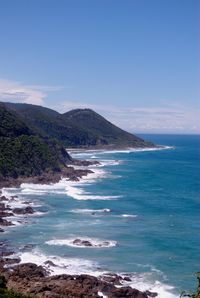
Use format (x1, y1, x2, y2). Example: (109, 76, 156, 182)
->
(0, 0, 199, 133)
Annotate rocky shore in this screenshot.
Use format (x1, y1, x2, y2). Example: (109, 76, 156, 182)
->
(0, 161, 158, 298)
(0, 192, 158, 298)
(0, 159, 99, 232)
(0, 257, 157, 298)
(0, 159, 99, 189)
(0, 194, 35, 232)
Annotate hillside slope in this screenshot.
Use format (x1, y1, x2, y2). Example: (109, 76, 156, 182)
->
(0, 103, 71, 182)
(4, 103, 154, 148)
(62, 108, 154, 147)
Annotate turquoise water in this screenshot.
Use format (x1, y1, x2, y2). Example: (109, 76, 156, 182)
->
(2, 134, 200, 297)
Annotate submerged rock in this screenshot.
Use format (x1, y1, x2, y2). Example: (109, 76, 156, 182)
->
(0, 217, 14, 226)
(13, 206, 34, 215)
(73, 239, 93, 247)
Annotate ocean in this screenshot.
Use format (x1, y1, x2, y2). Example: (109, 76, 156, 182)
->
(1, 134, 200, 298)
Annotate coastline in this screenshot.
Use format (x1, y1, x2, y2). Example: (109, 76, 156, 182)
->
(0, 159, 156, 298)
(0, 192, 157, 298)
(0, 160, 99, 189)
(0, 146, 178, 298)
(0, 145, 170, 189)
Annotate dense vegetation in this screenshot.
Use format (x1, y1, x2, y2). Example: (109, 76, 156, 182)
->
(4, 102, 154, 148)
(0, 104, 71, 181)
(0, 101, 154, 182)
(0, 135, 70, 179)
(0, 104, 31, 137)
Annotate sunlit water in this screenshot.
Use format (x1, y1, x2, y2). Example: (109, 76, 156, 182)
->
(1, 134, 200, 298)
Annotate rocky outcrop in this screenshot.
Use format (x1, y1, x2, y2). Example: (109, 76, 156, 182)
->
(0, 262, 156, 298)
(0, 217, 14, 226)
(72, 238, 113, 248)
(0, 165, 94, 188)
(12, 206, 34, 215)
(0, 195, 36, 231)
(71, 159, 99, 167)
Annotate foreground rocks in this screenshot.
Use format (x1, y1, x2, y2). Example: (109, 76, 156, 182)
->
(0, 262, 157, 298)
(0, 246, 157, 298)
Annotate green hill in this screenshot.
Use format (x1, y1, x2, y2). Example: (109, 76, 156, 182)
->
(0, 103, 71, 181)
(4, 103, 154, 148)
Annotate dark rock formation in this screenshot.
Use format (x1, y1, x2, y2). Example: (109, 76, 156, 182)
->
(0, 203, 14, 217)
(0, 196, 9, 201)
(0, 261, 155, 298)
(71, 159, 100, 166)
(13, 206, 34, 215)
(73, 239, 93, 247)
(0, 217, 14, 226)
(0, 165, 94, 188)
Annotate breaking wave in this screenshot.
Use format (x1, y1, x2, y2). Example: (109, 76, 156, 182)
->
(46, 237, 117, 248)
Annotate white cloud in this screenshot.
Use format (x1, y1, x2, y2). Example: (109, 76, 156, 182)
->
(0, 79, 46, 105)
(0, 79, 64, 105)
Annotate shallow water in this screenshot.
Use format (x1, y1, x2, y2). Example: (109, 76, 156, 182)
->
(1, 134, 200, 298)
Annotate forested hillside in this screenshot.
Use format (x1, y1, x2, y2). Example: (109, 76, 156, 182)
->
(0, 103, 71, 181)
(4, 102, 154, 148)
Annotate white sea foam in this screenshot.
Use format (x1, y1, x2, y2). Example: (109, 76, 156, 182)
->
(97, 160, 122, 167)
(1, 157, 119, 201)
(120, 214, 138, 218)
(19, 182, 68, 195)
(70, 208, 111, 214)
(10, 220, 22, 226)
(98, 292, 108, 298)
(69, 146, 174, 158)
(0, 188, 47, 230)
(1, 167, 119, 201)
(121, 273, 178, 298)
(1, 188, 42, 207)
(65, 185, 119, 201)
(30, 211, 46, 216)
(46, 237, 117, 248)
(16, 249, 178, 297)
(17, 249, 102, 276)
(98, 146, 174, 154)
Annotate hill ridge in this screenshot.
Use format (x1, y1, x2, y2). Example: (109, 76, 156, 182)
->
(3, 102, 154, 149)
